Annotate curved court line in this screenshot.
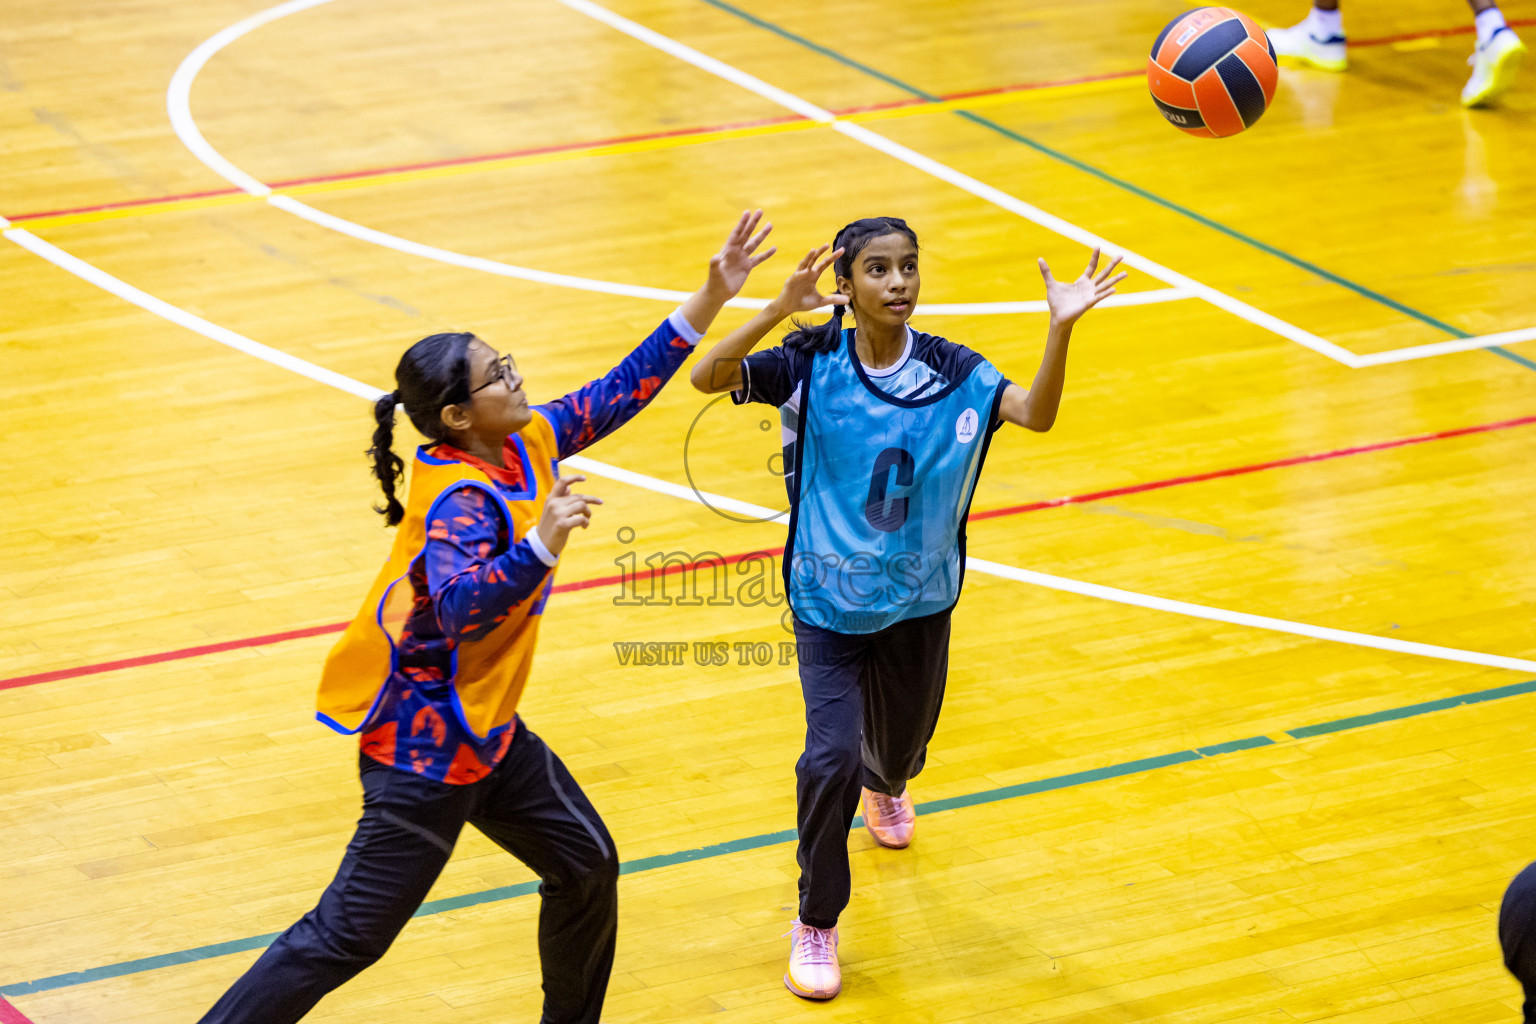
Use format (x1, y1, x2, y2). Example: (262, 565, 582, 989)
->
(165, 0, 1189, 318)
(166, 0, 1533, 361)
(266, 196, 1189, 316)
(3, 225, 381, 401)
(7, 673, 1536, 1000)
(1, 225, 769, 522)
(7, 225, 1534, 677)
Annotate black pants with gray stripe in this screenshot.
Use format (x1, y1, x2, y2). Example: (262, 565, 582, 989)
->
(197, 719, 617, 1024)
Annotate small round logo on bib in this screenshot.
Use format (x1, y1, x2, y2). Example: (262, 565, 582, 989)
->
(955, 408, 978, 444)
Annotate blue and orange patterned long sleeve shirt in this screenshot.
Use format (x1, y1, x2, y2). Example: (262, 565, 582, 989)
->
(360, 310, 701, 782)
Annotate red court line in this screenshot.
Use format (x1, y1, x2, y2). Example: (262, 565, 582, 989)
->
(970, 413, 1536, 522)
(1353, 16, 1536, 47)
(2, 413, 1532, 694)
(0, 997, 37, 1024)
(833, 69, 1145, 116)
(263, 115, 808, 190)
(7, 16, 1515, 226)
(0, 622, 347, 692)
(4, 17, 1523, 227)
(0, 551, 787, 693)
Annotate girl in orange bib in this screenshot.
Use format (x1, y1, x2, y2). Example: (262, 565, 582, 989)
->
(196, 212, 777, 1024)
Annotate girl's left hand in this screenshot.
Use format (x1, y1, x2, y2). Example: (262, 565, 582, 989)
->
(1039, 248, 1127, 327)
(709, 209, 778, 298)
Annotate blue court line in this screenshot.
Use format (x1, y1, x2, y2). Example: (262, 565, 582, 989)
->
(4, 677, 1534, 1000)
(696, 0, 1536, 367)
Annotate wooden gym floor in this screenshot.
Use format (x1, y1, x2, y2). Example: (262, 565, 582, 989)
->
(3, 0, 1536, 1020)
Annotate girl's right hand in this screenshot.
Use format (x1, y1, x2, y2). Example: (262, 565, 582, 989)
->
(770, 245, 847, 318)
(707, 209, 777, 300)
(536, 476, 603, 556)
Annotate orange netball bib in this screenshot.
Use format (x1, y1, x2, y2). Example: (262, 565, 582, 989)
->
(317, 413, 559, 739)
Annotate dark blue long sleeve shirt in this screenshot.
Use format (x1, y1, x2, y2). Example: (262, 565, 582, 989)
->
(360, 310, 700, 782)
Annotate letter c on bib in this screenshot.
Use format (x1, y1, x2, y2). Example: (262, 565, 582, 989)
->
(865, 447, 915, 533)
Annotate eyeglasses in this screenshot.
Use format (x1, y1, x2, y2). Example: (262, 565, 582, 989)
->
(468, 353, 519, 396)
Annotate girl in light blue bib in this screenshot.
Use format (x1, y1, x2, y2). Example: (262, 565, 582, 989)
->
(691, 216, 1126, 1001)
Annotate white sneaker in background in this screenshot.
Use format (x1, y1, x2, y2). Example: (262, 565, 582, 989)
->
(1462, 27, 1527, 107)
(1268, 18, 1349, 72)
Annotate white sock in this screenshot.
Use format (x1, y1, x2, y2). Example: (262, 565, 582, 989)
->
(1475, 7, 1507, 48)
(1307, 6, 1344, 40)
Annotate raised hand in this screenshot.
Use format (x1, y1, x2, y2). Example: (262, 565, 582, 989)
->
(1039, 248, 1128, 327)
(708, 209, 778, 299)
(771, 244, 848, 316)
(535, 475, 603, 556)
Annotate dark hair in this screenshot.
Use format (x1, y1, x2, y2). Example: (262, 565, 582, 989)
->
(368, 332, 476, 526)
(782, 216, 919, 354)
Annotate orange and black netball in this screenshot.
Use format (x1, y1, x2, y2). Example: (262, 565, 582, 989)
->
(1148, 7, 1279, 138)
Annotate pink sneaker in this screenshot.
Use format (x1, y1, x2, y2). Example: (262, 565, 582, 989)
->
(784, 919, 841, 999)
(861, 787, 916, 848)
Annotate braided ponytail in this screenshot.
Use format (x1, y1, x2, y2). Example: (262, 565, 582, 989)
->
(782, 216, 918, 355)
(368, 390, 407, 526)
(366, 331, 476, 527)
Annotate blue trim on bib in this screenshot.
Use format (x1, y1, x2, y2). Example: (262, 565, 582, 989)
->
(844, 329, 973, 409)
(417, 445, 458, 466)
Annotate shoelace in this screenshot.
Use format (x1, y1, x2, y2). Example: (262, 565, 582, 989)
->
(1471, 29, 1510, 62)
(786, 923, 836, 965)
(870, 790, 913, 825)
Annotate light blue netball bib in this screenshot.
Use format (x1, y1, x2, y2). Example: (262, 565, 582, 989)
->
(785, 330, 1007, 633)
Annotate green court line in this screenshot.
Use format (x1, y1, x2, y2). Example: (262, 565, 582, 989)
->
(1287, 678, 1536, 738)
(697, 0, 1536, 367)
(4, 676, 1533, 1000)
(1490, 347, 1536, 371)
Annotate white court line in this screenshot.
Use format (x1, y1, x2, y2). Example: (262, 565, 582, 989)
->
(165, 0, 1188, 318)
(1352, 325, 1536, 367)
(551, 0, 1361, 367)
(164, 0, 1534, 360)
(267, 195, 1185, 316)
(7, 225, 1533, 677)
(2, 225, 780, 519)
(4, 226, 380, 401)
(561, 0, 1536, 366)
(971, 558, 1536, 676)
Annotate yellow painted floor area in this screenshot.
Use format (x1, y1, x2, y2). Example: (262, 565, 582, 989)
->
(3, 0, 1536, 1020)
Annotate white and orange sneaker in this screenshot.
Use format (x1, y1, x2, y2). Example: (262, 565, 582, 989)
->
(784, 919, 841, 1000)
(861, 787, 916, 849)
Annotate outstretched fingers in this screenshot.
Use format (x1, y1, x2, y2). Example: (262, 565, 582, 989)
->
(1037, 256, 1056, 282)
(745, 219, 773, 256)
(1091, 271, 1129, 305)
(726, 210, 749, 245)
(811, 245, 844, 277)
(737, 209, 764, 243)
(1094, 254, 1124, 285)
(1082, 246, 1101, 279)
(749, 246, 779, 269)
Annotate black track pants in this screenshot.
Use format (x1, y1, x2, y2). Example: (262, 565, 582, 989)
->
(197, 720, 617, 1024)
